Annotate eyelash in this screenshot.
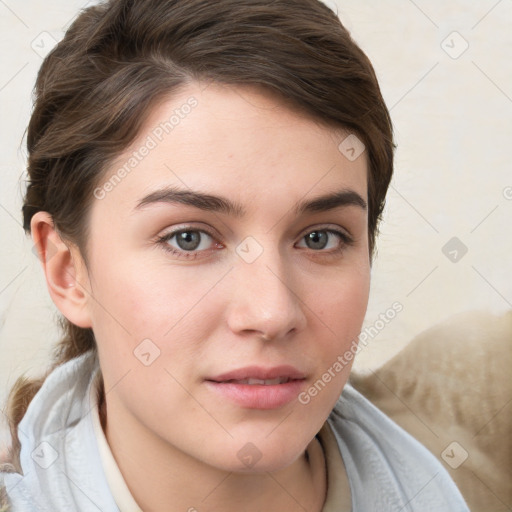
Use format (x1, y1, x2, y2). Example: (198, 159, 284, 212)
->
(155, 226, 354, 260)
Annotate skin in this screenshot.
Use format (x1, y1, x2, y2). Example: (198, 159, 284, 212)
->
(32, 82, 370, 511)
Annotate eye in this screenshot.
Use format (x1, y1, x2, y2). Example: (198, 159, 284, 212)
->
(155, 225, 353, 261)
(156, 228, 221, 259)
(296, 228, 353, 254)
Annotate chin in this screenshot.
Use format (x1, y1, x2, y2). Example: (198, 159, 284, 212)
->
(205, 437, 309, 475)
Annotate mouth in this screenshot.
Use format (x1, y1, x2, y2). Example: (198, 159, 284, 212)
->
(221, 377, 293, 385)
(207, 365, 306, 383)
(205, 366, 307, 409)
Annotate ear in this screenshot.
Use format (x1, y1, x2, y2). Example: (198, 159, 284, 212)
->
(31, 211, 93, 328)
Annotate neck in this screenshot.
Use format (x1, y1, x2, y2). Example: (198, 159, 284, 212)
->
(100, 398, 326, 512)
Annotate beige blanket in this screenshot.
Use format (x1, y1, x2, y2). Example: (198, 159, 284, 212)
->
(350, 309, 512, 512)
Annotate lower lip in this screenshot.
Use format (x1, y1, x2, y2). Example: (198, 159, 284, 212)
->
(205, 380, 305, 409)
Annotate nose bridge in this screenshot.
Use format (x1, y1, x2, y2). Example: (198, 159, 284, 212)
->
(227, 240, 306, 339)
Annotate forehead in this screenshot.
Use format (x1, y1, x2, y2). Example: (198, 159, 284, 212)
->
(94, 82, 368, 218)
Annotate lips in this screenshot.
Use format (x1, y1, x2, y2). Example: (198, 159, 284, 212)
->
(228, 377, 290, 385)
(207, 365, 306, 383)
(205, 365, 306, 409)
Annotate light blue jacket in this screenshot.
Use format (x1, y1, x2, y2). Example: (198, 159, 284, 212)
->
(1, 351, 469, 511)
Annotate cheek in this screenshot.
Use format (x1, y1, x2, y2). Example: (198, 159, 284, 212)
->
(88, 261, 218, 415)
(317, 264, 370, 337)
(310, 266, 370, 383)
(91, 254, 200, 326)
(290, 268, 370, 434)
(88, 256, 225, 372)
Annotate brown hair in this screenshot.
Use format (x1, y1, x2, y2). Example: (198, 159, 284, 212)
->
(1, 0, 394, 474)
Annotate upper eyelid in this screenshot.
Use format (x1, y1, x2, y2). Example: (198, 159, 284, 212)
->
(298, 223, 352, 238)
(159, 223, 218, 238)
(160, 223, 350, 236)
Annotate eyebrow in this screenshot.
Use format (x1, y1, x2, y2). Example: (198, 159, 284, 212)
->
(133, 185, 367, 216)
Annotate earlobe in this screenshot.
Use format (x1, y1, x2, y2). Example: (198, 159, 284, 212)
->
(30, 211, 93, 328)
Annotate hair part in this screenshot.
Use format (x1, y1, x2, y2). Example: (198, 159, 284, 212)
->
(2, 0, 394, 473)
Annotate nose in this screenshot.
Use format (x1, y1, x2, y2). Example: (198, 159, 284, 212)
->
(226, 246, 307, 342)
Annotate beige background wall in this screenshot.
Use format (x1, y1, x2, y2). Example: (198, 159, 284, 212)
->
(1, 0, 511, 415)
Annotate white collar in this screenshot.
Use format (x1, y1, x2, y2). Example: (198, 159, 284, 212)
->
(89, 367, 143, 512)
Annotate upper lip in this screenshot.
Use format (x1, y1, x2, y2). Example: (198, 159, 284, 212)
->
(207, 365, 306, 382)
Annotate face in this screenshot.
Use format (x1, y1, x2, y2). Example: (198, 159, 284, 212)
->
(81, 82, 370, 473)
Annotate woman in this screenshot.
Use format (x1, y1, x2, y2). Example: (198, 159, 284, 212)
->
(0, 0, 469, 510)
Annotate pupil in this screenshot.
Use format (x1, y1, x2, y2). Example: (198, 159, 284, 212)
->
(307, 231, 327, 250)
(177, 231, 200, 251)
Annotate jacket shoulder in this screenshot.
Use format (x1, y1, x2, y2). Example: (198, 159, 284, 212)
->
(327, 383, 470, 511)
